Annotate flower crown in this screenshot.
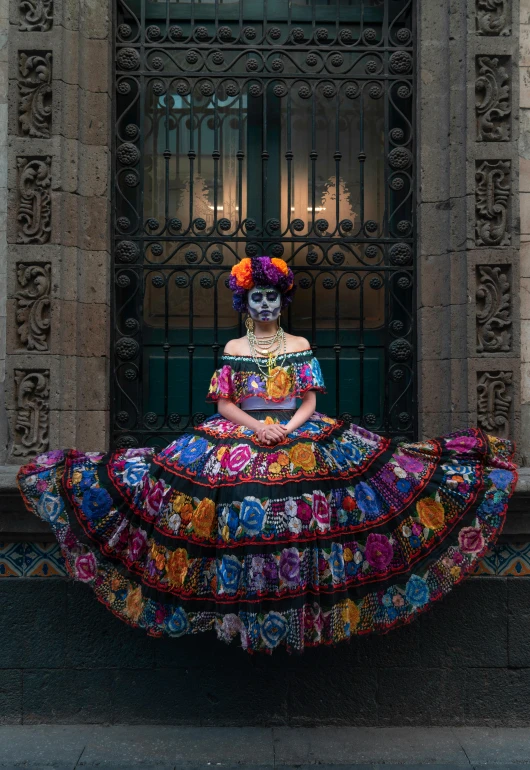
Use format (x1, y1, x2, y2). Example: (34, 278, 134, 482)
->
(228, 256, 296, 312)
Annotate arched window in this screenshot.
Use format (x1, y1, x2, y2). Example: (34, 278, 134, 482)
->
(113, 0, 414, 448)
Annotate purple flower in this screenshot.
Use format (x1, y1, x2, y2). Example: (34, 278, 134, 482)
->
(263, 559, 279, 582)
(279, 547, 300, 585)
(247, 374, 266, 395)
(364, 532, 394, 570)
(396, 454, 424, 474)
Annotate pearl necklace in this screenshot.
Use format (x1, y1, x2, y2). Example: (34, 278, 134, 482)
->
(247, 325, 287, 379)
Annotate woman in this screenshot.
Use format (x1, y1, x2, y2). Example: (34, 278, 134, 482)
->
(17, 256, 518, 653)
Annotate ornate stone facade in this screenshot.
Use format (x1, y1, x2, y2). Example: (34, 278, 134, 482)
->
(17, 52, 52, 138)
(16, 156, 51, 244)
(476, 265, 512, 353)
(11, 369, 49, 457)
(14, 263, 51, 352)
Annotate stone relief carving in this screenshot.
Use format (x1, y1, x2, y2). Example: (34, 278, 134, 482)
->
(15, 263, 51, 352)
(477, 371, 513, 436)
(19, 0, 53, 31)
(18, 52, 52, 138)
(475, 160, 510, 246)
(476, 265, 511, 353)
(16, 157, 52, 244)
(476, 56, 511, 141)
(11, 370, 50, 457)
(476, 0, 511, 36)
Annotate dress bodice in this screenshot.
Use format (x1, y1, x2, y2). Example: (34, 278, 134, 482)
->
(206, 349, 326, 405)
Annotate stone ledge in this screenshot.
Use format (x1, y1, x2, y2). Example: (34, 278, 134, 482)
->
(1, 465, 529, 540)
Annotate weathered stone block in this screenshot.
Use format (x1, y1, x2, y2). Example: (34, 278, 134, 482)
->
(79, 39, 110, 94)
(79, 90, 110, 146)
(23, 669, 113, 723)
(0, 579, 67, 668)
(377, 668, 464, 726)
(78, 144, 109, 197)
(464, 668, 530, 725)
(0, 670, 22, 725)
(418, 578, 508, 669)
(76, 409, 108, 449)
(65, 582, 157, 669)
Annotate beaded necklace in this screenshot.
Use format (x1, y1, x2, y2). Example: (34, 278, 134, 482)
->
(247, 325, 288, 379)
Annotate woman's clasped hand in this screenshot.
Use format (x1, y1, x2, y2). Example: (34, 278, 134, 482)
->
(255, 421, 288, 445)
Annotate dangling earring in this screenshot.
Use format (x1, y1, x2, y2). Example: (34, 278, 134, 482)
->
(245, 315, 254, 333)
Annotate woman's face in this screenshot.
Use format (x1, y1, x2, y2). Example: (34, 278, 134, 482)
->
(247, 286, 282, 322)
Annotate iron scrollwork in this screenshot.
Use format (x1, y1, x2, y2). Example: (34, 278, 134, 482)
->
(113, 0, 415, 447)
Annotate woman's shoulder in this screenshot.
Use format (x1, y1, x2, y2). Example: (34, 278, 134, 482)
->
(222, 337, 249, 356)
(285, 334, 312, 354)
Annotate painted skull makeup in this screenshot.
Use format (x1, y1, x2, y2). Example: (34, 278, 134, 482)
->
(247, 285, 282, 322)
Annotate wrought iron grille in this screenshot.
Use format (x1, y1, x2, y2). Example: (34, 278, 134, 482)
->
(113, 0, 415, 450)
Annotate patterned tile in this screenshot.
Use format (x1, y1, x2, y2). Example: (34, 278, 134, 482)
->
(0, 541, 528, 578)
(0, 542, 66, 577)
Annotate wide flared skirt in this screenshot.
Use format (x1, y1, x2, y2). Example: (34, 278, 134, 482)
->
(17, 411, 518, 653)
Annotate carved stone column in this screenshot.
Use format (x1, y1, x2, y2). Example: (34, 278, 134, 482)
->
(4, 0, 112, 460)
(417, 0, 520, 447)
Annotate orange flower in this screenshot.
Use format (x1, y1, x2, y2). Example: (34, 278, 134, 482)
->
(231, 258, 254, 289)
(154, 547, 166, 572)
(126, 585, 143, 622)
(416, 497, 445, 530)
(111, 576, 121, 591)
(342, 598, 360, 630)
(192, 497, 216, 539)
(266, 366, 292, 400)
(289, 443, 316, 472)
(271, 258, 289, 275)
(180, 503, 193, 525)
(277, 452, 289, 467)
(342, 496, 356, 511)
(343, 547, 354, 562)
(167, 548, 189, 588)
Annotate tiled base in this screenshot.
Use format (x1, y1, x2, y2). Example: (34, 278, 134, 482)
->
(1, 541, 530, 578)
(0, 542, 66, 577)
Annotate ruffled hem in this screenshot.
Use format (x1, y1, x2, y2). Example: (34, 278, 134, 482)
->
(16, 425, 518, 654)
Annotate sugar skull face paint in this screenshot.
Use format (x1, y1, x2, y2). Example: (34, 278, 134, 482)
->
(247, 285, 282, 322)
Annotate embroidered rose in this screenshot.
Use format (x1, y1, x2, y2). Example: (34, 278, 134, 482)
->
(261, 611, 288, 648)
(289, 443, 316, 472)
(128, 528, 147, 561)
(125, 586, 143, 622)
(342, 598, 360, 631)
(312, 491, 330, 529)
(191, 497, 216, 538)
(218, 365, 234, 396)
(239, 497, 266, 535)
(364, 532, 393, 570)
(329, 542, 345, 582)
(145, 480, 169, 517)
(266, 366, 292, 400)
(405, 574, 430, 606)
(354, 482, 381, 517)
(75, 552, 97, 582)
(342, 495, 356, 511)
(81, 486, 113, 521)
(416, 498, 445, 530)
(458, 526, 485, 554)
(279, 547, 300, 585)
(263, 558, 278, 582)
(396, 454, 424, 474)
(296, 499, 312, 524)
(489, 469, 514, 490)
(223, 444, 252, 474)
(166, 607, 190, 636)
(446, 435, 479, 453)
(166, 548, 189, 587)
(217, 554, 242, 594)
(179, 438, 209, 467)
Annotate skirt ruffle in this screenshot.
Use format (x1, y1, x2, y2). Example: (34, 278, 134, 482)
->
(17, 411, 518, 653)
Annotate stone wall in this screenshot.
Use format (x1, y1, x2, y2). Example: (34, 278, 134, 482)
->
(1, 0, 112, 464)
(520, 0, 530, 463)
(0, 576, 529, 725)
(418, 0, 521, 446)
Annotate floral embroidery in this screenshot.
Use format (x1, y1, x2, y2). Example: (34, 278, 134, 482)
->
(17, 399, 517, 654)
(207, 351, 325, 403)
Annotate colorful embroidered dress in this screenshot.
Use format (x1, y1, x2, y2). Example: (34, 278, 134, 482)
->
(17, 350, 517, 653)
